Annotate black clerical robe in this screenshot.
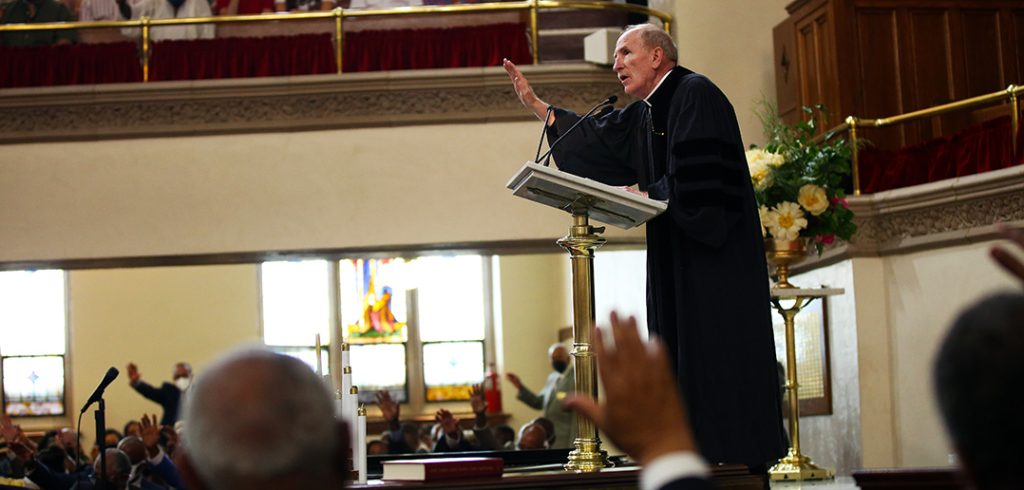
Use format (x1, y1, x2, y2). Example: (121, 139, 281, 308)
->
(546, 66, 787, 466)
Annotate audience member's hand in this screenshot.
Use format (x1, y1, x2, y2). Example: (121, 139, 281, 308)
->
(140, 414, 161, 458)
(8, 441, 33, 465)
(469, 384, 487, 415)
(0, 414, 19, 444)
(127, 362, 141, 384)
(505, 372, 523, 390)
(564, 312, 697, 466)
(435, 409, 460, 437)
(375, 390, 400, 423)
(991, 224, 1024, 284)
(160, 426, 179, 457)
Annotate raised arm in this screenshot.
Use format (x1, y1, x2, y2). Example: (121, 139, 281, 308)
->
(503, 58, 554, 125)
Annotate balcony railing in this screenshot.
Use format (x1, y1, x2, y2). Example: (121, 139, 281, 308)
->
(818, 84, 1022, 195)
(0, 0, 671, 82)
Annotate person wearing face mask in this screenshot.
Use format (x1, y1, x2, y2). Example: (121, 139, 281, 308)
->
(505, 342, 576, 449)
(126, 362, 192, 426)
(115, 0, 213, 41)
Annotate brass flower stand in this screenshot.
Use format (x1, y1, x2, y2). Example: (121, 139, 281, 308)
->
(768, 286, 843, 481)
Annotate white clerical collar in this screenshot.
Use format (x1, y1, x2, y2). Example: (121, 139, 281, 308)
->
(643, 70, 675, 107)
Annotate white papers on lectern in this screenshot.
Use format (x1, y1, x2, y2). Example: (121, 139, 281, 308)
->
(506, 161, 668, 230)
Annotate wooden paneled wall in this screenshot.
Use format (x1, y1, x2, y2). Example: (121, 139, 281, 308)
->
(774, 0, 1024, 149)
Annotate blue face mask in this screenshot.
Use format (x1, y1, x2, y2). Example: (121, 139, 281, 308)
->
(167, 0, 185, 9)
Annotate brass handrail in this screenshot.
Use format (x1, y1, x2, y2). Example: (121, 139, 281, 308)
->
(819, 84, 1023, 195)
(0, 0, 671, 79)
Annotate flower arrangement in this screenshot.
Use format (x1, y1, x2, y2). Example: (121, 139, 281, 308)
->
(747, 103, 857, 254)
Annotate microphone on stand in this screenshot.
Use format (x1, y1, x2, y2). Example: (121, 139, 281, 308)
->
(81, 367, 119, 414)
(536, 95, 618, 166)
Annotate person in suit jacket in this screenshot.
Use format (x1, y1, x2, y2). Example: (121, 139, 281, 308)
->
(126, 362, 191, 426)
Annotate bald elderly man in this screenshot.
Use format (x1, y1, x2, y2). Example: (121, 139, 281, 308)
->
(506, 342, 576, 448)
(177, 348, 348, 490)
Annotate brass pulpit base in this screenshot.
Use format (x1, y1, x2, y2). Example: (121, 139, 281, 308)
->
(564, 440, 610, 473)
(559, 208, 611, 473)
(769, 450, 835, 481)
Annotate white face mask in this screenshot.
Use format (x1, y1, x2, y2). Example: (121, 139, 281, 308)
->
(174, 377, 191, 391)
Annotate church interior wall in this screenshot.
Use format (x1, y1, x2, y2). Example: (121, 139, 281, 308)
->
(883, 240, 1020, 468)
(791, 240, 1021, 473)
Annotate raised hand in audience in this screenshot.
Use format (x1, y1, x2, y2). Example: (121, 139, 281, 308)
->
(126, 362, 141, 385)
(139, 413, 161, 458)
(435, 409, 460, 439)
(505, 372, 523, 390)
(375, 390, 400, 431)
(0, 414, 19, 444)
(160, 426, 179, 457)
(991, 224, 1024, 284)
(469, 383, 489, 429)
(564, 312, 697, 466)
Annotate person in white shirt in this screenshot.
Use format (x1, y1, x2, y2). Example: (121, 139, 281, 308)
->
(116, 0, 214, 41)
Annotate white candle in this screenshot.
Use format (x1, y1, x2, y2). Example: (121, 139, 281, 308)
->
(347, 386, 359, 467)
(356, 405, 367, 484)
(341, 366, 352, 418)
(315, 334, 322, 376)
(334, 389, 344, 419)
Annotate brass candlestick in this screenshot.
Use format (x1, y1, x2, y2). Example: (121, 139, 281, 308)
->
(557, 209, 610, 473)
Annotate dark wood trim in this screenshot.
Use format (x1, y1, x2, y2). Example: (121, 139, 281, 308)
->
(853, 467, 966, 489)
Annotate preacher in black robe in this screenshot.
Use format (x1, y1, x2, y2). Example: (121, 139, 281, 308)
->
(541, 65, 787, 466)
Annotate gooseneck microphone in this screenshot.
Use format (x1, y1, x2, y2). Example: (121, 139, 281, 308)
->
(536, 95, 618, 166)
(80, 367, 119, 414)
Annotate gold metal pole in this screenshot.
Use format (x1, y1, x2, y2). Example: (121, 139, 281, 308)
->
(557, 209, 609, 473)
(769, 297, 833, 481)
(847, 116, 860, 196)
(334, 8, 343, 74)
(529, 0, 539, 65)
(141, 16, 150, 82)
(1010, 85, 1019, 160)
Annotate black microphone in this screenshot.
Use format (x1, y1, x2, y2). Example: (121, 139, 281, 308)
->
(537, 95, 618, 166)
(80, 367, 119, 414)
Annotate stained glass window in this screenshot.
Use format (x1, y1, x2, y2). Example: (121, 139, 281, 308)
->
(0, 269, 67, 417)
(2, 356, 65, 416)
(339, 259, 409, 344)
(422, 341, 484, 402)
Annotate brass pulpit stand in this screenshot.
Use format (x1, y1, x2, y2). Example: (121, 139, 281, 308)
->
(768, 287, 843, 481)
(558, 208, 610, 472)
(506, 161, 667, 472)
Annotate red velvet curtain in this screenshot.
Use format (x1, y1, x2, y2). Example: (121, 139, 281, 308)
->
(148, 33, 336, 81)
(0, 42, 141, 88)
(858, 116, 1024, 194)
(343, 22, 530, 72)
(0, 23, 529, 87)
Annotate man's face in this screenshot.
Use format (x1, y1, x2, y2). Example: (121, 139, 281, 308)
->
(613, 29, 660, 99)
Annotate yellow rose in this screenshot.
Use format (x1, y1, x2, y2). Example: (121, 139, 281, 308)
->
(749, 161, 773, 192)
(797, 184, 829, 216)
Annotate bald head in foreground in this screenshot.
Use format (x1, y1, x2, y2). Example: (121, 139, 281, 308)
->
(178, 348, 348, 490)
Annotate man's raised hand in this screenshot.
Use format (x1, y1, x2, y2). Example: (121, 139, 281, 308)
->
(375, 390, 400, 424)
(503, 58, 552, 122)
